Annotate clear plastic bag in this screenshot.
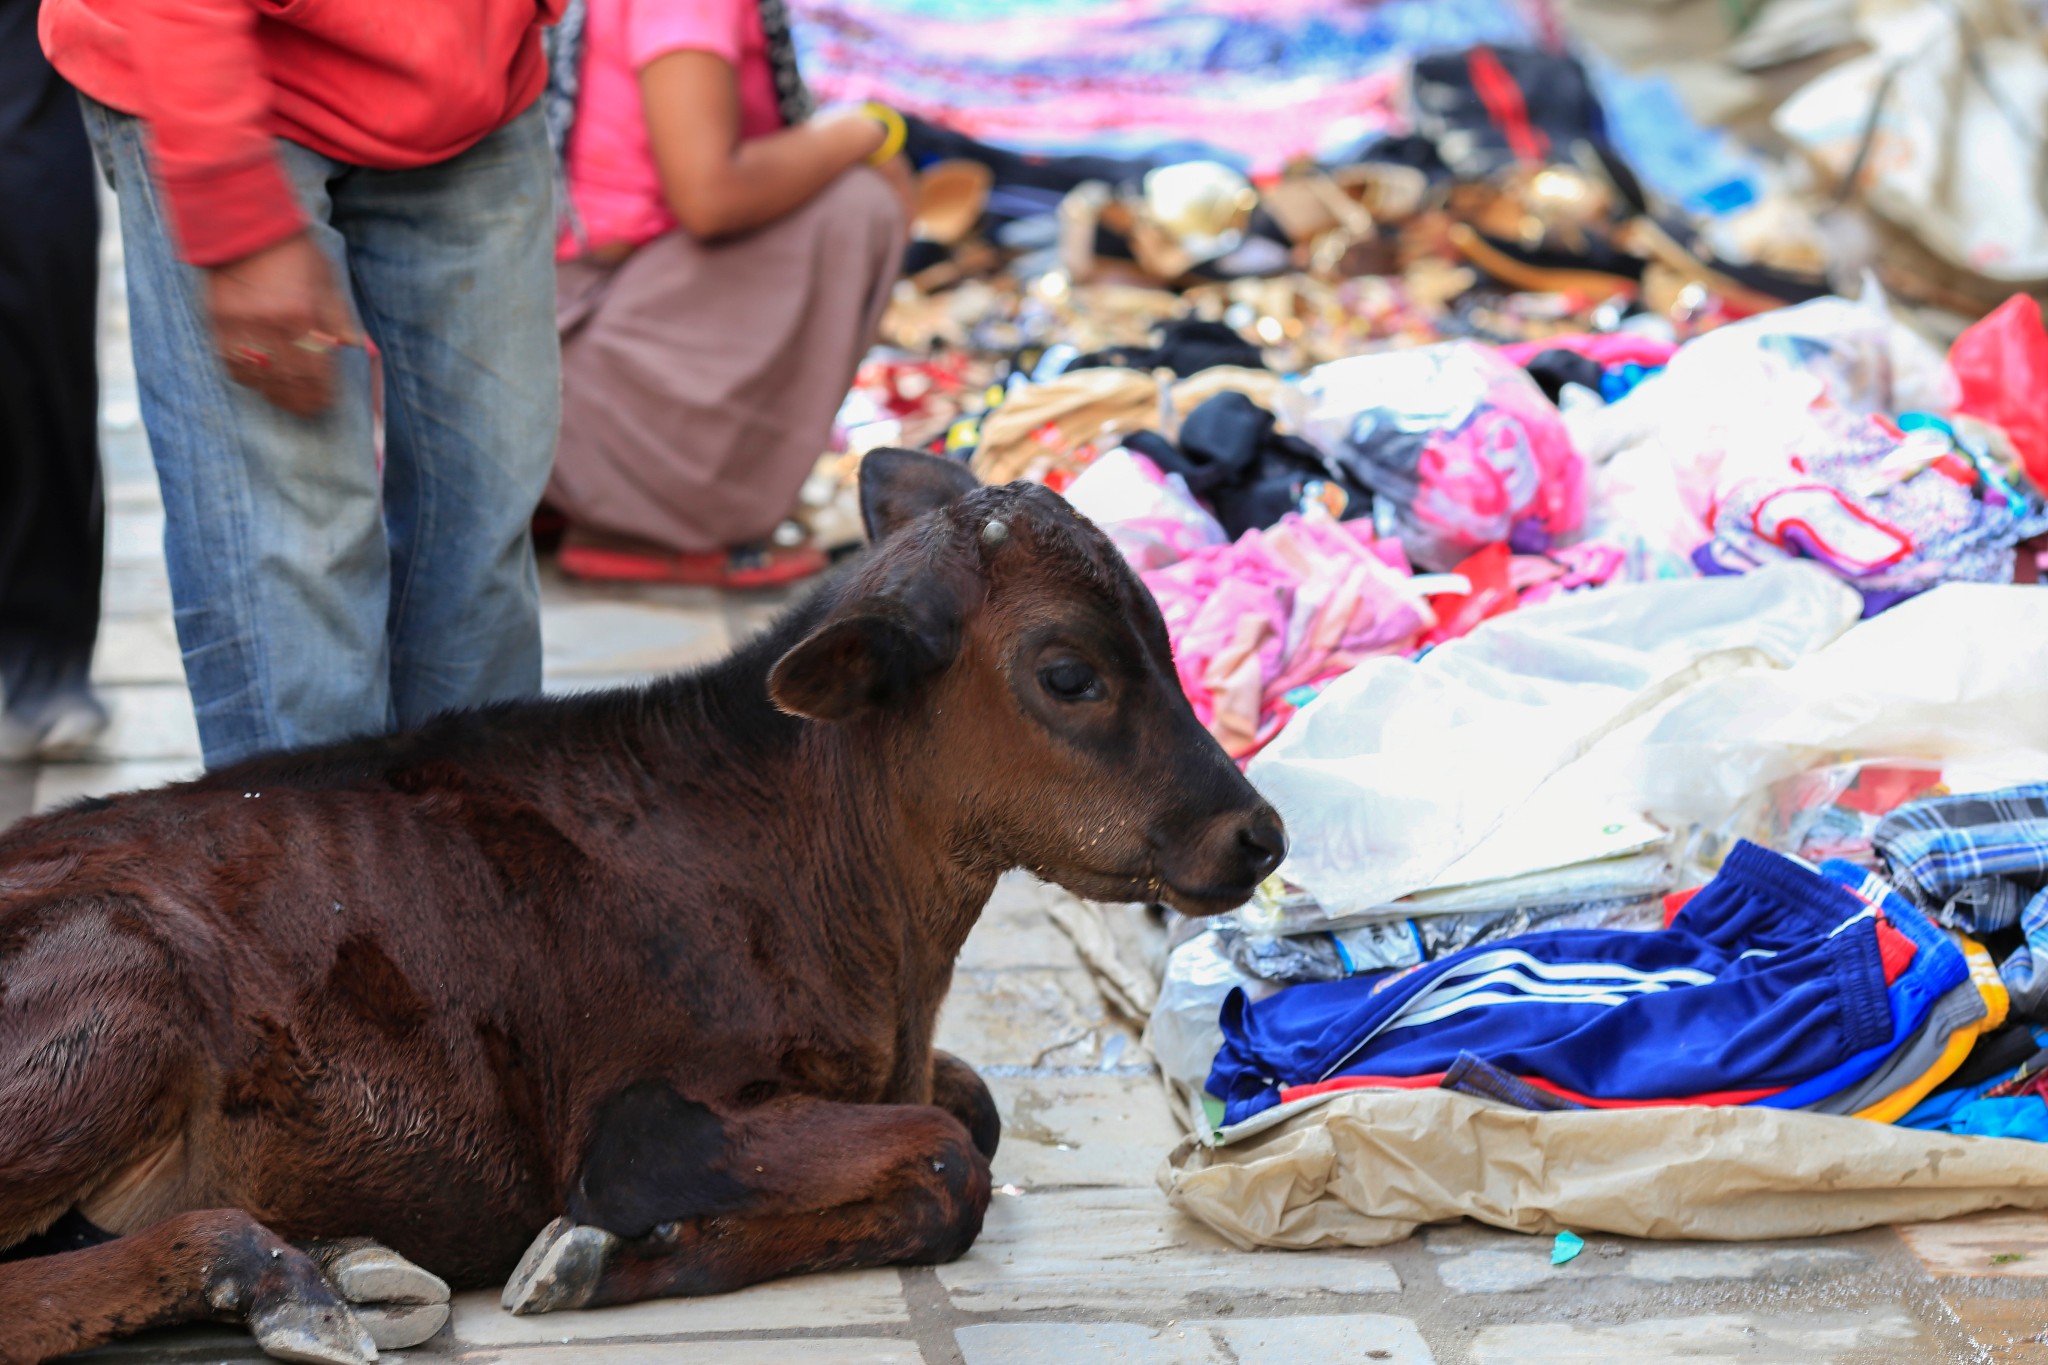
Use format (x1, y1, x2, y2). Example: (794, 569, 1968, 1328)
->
(1299, 342, 1586, 571)
(1214, 895, 1665, 986)
(1148, 930, 1277, 1103)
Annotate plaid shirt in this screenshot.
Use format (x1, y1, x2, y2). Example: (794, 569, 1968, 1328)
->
(1875, 784, 2048, 1017)
(1875, 784, 2048, 928)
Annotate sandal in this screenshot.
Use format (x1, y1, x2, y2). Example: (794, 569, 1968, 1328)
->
(1445, 164, 1646, 302)
(559, 532, 827, 590)
(1618, 207, 1832, 316)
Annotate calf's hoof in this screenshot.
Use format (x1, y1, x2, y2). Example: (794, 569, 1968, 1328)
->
(247, 1293, 377, 1365)
(355, 1302, 450, 1350)
(502, 1216, 616, 1315)
(207, 1235, 375, 1365)
(305, 1239, 452, 1350)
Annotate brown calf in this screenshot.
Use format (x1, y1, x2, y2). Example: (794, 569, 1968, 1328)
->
(0, 450, 1283, 1364)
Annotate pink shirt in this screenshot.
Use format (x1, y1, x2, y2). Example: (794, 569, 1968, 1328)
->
(559, 0, 786, 259)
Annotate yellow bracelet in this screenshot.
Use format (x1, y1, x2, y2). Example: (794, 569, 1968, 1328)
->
(861, 101, 907, 166)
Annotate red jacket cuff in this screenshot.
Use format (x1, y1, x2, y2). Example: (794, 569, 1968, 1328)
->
(160, 154, 308, 267)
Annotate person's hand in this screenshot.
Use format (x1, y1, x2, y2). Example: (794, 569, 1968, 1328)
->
(873, 152, 918, 230)
(204, 232, 361, 417)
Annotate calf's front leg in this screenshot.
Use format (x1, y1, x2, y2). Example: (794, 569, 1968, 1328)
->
(503, 1085, 990, 1314)
(931, 1048, 1001, 1159)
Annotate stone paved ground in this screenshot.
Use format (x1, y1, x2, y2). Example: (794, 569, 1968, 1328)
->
(10, 207, 2048, 1365)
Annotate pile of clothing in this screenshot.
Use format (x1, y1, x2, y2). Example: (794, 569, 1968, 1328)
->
(1153, 777, 2048, 1151)
(1209, 840, 2006, 1134)
(978, 294, 2048, 766)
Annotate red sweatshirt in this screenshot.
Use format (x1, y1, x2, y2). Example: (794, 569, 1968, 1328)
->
(41, 0, 564, 267)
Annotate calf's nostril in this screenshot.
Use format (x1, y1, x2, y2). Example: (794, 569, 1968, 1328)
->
(1237, 820, 1287, 880)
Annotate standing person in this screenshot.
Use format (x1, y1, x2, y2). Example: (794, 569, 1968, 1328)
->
(40, 0, 565, 769)
(0, 0, 106, 761)
(543, 0, 910, 590)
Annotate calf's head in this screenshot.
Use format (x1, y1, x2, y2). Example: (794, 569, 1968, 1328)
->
(770, 448, 1284, 916)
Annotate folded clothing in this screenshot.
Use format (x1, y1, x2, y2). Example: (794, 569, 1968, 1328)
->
(1902, 1030, 2048, 1141)
(1806, 927, 2006, 1122)
(1876, 783, 2048, 1019)
(1209, 841, 1968, 1127)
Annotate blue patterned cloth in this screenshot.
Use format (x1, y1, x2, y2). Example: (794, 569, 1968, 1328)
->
(1875, 783, 2048, 1017)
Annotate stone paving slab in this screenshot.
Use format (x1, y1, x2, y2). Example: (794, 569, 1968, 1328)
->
(445, 1269, 909, 1346)
(956, 878, 1096, 974)
(448, 1341, 926, 1365)
(1462, 1307, 1932, 1362)
(935, 966, 1148, 1075)
(1899, 1209, 2048, 1278)
(103, 506, 164, 565)
(73, 681, 202, 762)
(540, 595, 733, 678)
(1937, 1293, 2048, 1362)
(986, 1073, 1185, 1190)
(956, 1316, 1434, 1365)
(90, 614, 184, 686)
(1422, 1222, 1873, 1295)
(937, 1187, 1399, 1314)
(98, 556, 176, 621)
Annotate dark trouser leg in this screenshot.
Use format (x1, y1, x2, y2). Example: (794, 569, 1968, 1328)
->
(0, 0, 102, 727)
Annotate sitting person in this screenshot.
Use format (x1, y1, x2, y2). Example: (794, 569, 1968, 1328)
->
(546, 0, 911, 587)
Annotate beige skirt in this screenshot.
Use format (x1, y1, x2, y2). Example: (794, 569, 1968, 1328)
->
(549, 168, 904, 553)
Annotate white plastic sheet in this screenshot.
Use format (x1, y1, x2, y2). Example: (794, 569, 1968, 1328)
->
(1247, 564, 1862, 916)
(1249, 569, 2048, 918)
(1622, 581, 2048, 831)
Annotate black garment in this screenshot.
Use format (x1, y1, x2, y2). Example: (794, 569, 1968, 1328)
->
(1522, 348, 1606, 405)
(1070, 319, 1267, 380)
(1409, 44, 1649, 214)
(1934, 1029, 2048, 1097)
(1127, 392, 1370, 540)
(1410, 45, 1607, 180)
(0, 0, 103, 709)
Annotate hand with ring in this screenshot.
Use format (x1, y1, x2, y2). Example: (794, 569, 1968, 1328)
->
(209, 231, 362, 416)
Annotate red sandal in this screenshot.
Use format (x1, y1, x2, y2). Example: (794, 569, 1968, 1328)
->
(559, 533, 827, 590)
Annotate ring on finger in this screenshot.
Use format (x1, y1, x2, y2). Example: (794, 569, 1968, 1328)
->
(292, 331, 337, 355)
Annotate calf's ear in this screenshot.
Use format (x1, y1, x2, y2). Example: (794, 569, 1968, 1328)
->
(861, 448, 981, 543)
(768, 557, 983, 722)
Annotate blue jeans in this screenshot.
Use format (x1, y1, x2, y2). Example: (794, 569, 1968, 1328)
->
(80, 99, 559, 769)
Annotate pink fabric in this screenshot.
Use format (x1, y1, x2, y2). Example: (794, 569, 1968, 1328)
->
(560, 0, 787, 259)
(1140, 515, 1432, 761)
(1513, 541, 1629, 607)
(1497, 333, 1680, 370)
(1408, 348, 1588, 557)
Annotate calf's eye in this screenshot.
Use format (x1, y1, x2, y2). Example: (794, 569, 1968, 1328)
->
(1038, 660, 1105, 703)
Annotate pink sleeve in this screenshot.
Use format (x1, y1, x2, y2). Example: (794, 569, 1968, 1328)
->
(625, 0, 747, 70)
